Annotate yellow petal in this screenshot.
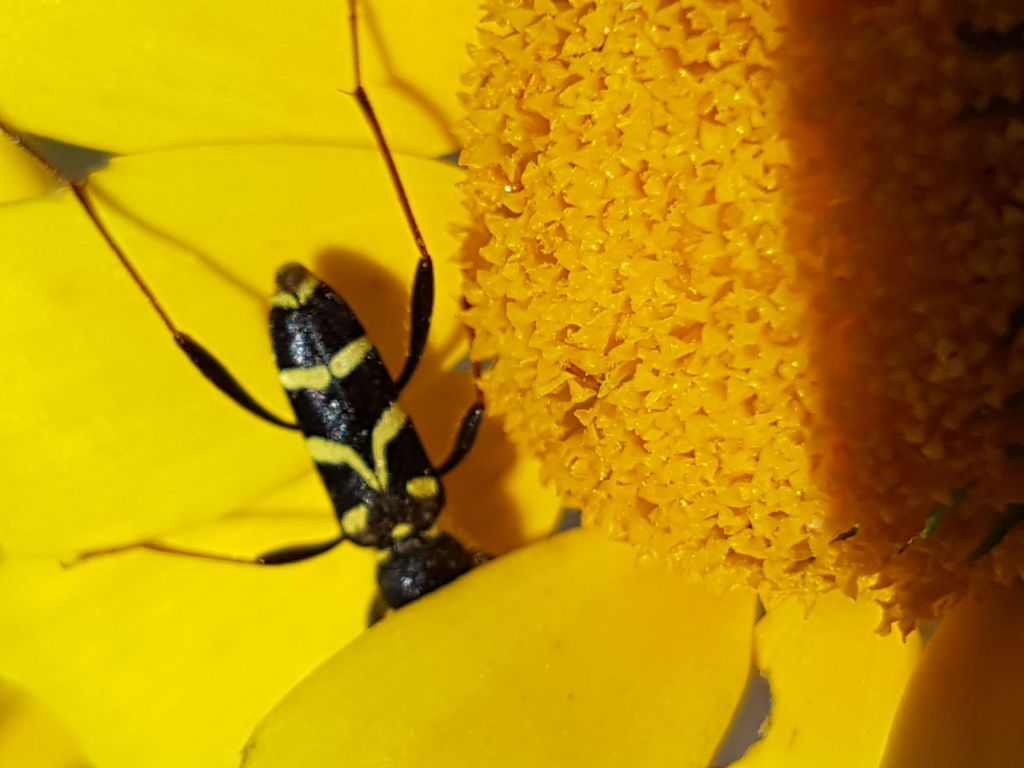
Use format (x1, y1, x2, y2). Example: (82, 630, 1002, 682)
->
(735, 593, 921, 767)
(0, 0, 475, 156)
(0, 680, 84, 768)
(881, 584, 1024, 768)
(0, 139, 56, 203)
(243, 529, 756, 768)
(2, 145, 485, 554)
(0, 525, 375, 768)
(0, 190, 306, 554)
(359, 1, 485, 157)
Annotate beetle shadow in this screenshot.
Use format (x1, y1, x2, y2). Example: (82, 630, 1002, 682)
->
(88, 182, 268, 307)
(359, 3, 456, 149)
(313, 246, 528, 555)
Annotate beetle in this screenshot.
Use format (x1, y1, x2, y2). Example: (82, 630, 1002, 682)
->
(2, 0, 490, 619)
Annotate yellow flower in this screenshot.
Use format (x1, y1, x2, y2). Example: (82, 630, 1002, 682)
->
(1, 2, 1022, 768)
(460, 0, 1024, 631)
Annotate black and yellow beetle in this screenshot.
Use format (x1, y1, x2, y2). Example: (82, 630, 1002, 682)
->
(2, 0, 490, 619)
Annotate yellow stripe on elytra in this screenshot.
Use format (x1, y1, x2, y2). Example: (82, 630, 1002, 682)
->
(307, 403, 407, 493)
(270, 274, 320, 309)
(329, 336, 372, 379)
(307, 436, 380, 491)
(341, 504, 370, 537)
(371, 403, 408, 489)
(278, 336, 372, 392)
(279, 366, 331, 391)
(406, 476, 440, 499)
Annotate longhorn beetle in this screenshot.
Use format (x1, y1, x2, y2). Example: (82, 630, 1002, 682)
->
(3, 0, 490, 619)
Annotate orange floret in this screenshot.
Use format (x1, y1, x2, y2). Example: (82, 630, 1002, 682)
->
(459, 0, 1024, 631)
